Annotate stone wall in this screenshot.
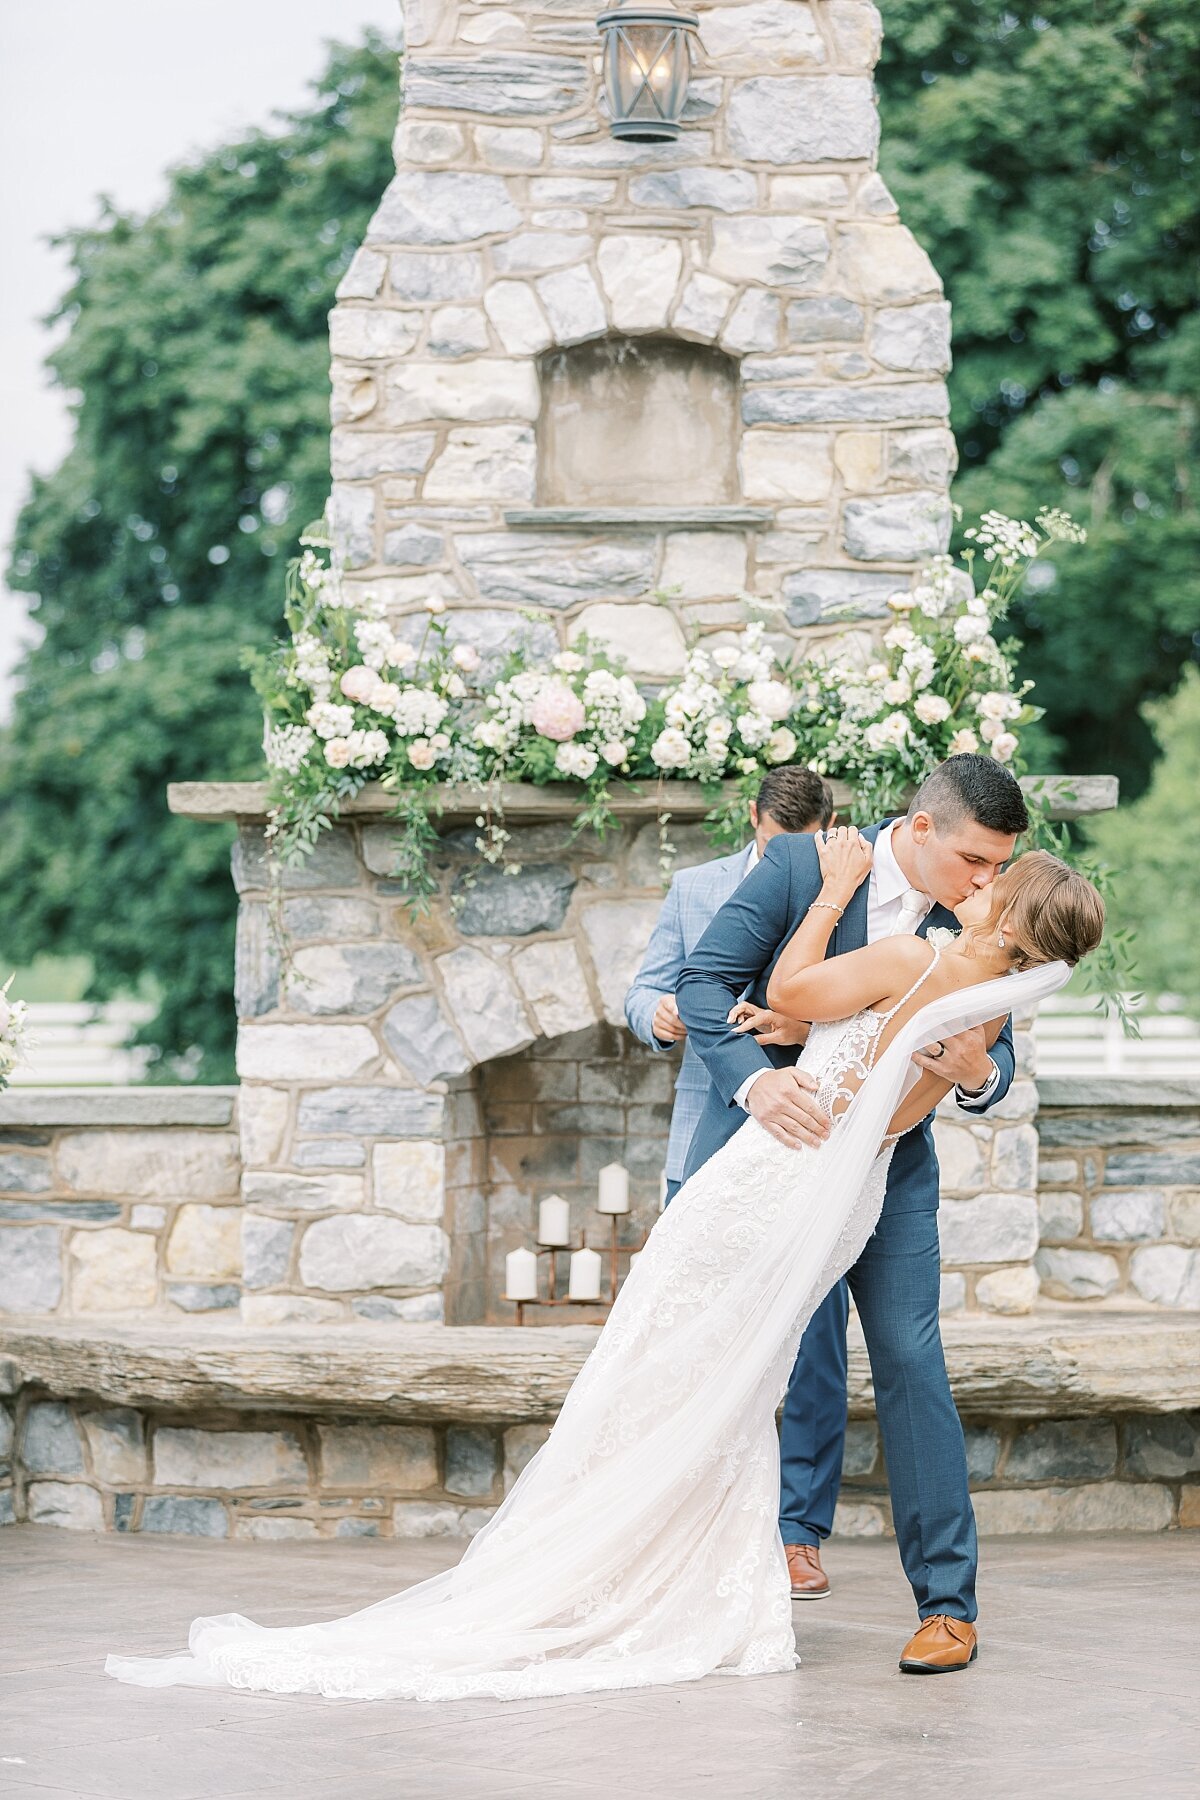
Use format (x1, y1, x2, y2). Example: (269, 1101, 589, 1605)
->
(4, 1386, 1195, 1539)
(1035, 1078, 1200, 1308)
(0, 1093, 240, 1320)
(327, 0, 955, 675)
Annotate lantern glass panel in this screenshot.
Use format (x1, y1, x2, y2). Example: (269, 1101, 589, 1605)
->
(599, 12, 695, 142)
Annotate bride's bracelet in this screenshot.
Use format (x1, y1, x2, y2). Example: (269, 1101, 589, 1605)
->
(809, 901, 844, 918)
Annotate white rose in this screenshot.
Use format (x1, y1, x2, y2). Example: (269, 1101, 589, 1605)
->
(965, 640, 998, 663)
(424, 596, 446, 615)
(555, 741, 599, 780)
(766, 726, 797, 764)
(979, 717, 1000, 743)
(978, 689, 1018, 721)
(407, 738, 437, 770)
(991, 731, 1019, 763)
(953, 613, 990, 645)
(370, 682, 401, 716)
(864, 711, 910, 753)
(883, 624, 916, 651)
(914, 693, 952, 726)
(443, 672, 467, 700)
(883, 677, 912, 705)
(601, 739, 628, 766)
(552, 651, 585, 674)
(389, 640, 417, 669)
(650, 728, 691, 770)
(451, 643, 481, 674)
(746, 679, 792, 722)
(947, 728, 980, 755)
(887, 589, 918, 613)
(324, 737, 352, 768)
(711, 646, 741, 670)
(340, 664, 381, 704)
(866, 662, 888, 682)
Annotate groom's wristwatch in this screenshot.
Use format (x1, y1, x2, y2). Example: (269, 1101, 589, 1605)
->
(956, 1058, 1000, 1105)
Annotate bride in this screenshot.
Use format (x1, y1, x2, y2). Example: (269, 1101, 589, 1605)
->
(107, 839, 1104, 1703)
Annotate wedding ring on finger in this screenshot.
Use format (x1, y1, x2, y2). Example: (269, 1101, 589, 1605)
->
(929, 1041, 946, 1060)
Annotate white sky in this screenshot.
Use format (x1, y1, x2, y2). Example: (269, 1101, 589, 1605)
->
(0, 0, 403, 714)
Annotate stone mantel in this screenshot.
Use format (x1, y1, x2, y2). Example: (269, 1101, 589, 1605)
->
(4, 1312, 1198, 1424)
(167, 774, 1119, 826)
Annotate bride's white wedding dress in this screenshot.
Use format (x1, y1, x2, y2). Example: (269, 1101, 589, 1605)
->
(106, 953, 1068, 1702)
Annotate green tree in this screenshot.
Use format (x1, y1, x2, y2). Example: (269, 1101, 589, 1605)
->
(0, 34, 399, 1079)
(1087, 666, 1200, 1005)
(878, 0, 1199, 797)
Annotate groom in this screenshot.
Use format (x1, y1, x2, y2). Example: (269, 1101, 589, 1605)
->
(675, 754, 1029, 1674)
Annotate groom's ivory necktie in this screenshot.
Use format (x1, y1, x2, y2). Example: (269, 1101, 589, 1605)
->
(890, 886, 931, 937)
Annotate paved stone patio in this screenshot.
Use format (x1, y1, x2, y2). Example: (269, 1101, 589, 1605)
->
(2, 1527, 1197, 1799)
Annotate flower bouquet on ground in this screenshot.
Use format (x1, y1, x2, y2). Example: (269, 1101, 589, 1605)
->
(0, 976, 29, 1091)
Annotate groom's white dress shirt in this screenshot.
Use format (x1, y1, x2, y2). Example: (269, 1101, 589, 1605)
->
(733, 819, 999, 1112)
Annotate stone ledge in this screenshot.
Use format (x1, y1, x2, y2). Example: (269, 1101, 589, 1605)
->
(3, 1312, 1195, 1425)
(1037, 1077, 1200, 1110)
(502, 507, 774, 529)
(167, 774, 1118, 826)
(0, 1088, 238, 1128)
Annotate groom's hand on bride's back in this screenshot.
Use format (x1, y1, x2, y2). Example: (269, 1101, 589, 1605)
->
(746, 1067, 830, 1150)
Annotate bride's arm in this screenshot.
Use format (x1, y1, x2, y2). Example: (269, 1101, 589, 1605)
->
(885, 1014, 1009, 1136)
(766, 827, 930, 1022)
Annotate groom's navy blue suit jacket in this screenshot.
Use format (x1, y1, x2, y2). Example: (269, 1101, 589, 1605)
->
(675, 819, 1015, 1210)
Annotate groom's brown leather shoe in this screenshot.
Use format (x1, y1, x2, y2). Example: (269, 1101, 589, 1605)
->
(899, 1614, 977, 1673)
(785, 1543, 831, 1600)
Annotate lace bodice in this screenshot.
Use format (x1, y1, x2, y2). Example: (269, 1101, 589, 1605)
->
(796, 941, 942, 1142)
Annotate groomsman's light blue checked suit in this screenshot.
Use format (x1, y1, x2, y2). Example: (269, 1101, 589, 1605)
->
(624, 843, 851, 1550)
(674, 822, 1015, 1624)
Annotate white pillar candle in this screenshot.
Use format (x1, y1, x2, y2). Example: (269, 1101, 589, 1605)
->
(597, 1161, 630, 1215)
(504, 1247, 538, 1302)
(537, 1194, 571, 1247)
(568, 1246, 603, 1301)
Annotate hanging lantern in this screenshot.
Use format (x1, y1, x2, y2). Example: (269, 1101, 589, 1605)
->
(596, 5, 699, 143)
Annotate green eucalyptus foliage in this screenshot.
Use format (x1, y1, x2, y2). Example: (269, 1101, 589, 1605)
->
(0, 35, 399, 1078)
(878, 0, 1200, 798)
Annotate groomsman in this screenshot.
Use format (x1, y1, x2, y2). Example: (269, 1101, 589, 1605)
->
(625, 765, 850, 1600)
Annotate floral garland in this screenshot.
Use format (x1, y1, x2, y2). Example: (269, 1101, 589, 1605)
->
(250, 506, 1087, 903)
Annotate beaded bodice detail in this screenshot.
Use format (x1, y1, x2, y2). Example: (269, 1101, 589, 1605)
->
(797, 941, 942, 1144)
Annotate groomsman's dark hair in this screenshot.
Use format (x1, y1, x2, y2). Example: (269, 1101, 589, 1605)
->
(756, 766, 835, 832)
(910, 754, 1029, 836)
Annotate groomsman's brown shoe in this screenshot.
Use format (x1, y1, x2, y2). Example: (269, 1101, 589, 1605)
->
(899, 1615, 977, 1673)
(785, 1543, 831, 1600)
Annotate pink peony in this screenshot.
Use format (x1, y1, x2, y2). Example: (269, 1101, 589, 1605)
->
(530, 681, 586, 742)
(340, 664, 381, 704)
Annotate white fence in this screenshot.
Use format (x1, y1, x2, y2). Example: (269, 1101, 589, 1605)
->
(1033, 994, 1200, 1077)
(10, 1002, 156, 1086)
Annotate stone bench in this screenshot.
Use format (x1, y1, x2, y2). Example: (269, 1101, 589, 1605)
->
(4, 1310, 1197, 1424)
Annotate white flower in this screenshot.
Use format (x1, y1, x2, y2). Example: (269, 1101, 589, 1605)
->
(552, 651, 585, 674)
(324, 736, 352, 768)
(424, 596, 446, 614)
(736, 711, 773, 749)
(902, 645, 937, 691)
(369, 682, 401, 716)
(964, 639, 1000, 664)
(947, 727, 980, 755)
(979, 717, 1000, 743)
(354, 619, 395, 670)
(864, 712, 910, 752)
(307, 701, 355, 740)
(393, 687, 449, 738)
(451, 643, 481, 674)
(954, 613, 990, 645)
(555, 741, 599, 780)
(883, 623, 917, 651)
(866, 662, 889, 682)
(711, 646, 741, 670)
(442, 672, 467, 700)
(345, 728, 390, 769)
(407, 738, 437, 771)
(887, 589, 918, 613)
(650, 728, 692, 770)
(926, 926, 960, 950)
(430, 732, 451, 755)
(600, 738, 628, 766)
(914, 693, 952, 726)
(340, 665, 381, 704)
(978, 689, 1022, 722)
(766, 726, 797, 764)
(389, 640, 417, 670)
(474, 719, 509, 752)
(264, 724, 315, 774)
(746, 679, 793, 722)
(991, 731, 1019, 763)
(883, 676, 912, 705)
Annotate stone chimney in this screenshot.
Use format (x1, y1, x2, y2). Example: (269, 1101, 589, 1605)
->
(328, 0, 955, 678)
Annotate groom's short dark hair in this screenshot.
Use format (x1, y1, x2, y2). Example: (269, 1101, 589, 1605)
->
(756, 765, 834, 831)
(910, 754, 1029, 836)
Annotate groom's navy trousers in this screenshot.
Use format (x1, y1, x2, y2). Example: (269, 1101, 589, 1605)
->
(676, 824, 1014, 1623)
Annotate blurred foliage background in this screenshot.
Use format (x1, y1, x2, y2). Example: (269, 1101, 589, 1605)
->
(1, 7, 1197, 1078)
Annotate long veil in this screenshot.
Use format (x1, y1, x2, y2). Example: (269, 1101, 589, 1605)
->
(106, 960, 1070, 1702)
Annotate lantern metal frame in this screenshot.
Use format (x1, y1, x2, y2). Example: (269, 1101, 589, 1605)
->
(596, 4, 700, 143)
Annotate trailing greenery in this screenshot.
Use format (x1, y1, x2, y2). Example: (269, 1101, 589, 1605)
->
(0, 35, 400, 1078)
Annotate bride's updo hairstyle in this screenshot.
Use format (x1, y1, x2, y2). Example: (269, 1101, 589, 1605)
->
(977, 851, 1105, 969)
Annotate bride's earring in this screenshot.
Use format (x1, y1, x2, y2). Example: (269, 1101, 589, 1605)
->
(998, 929, 1006, 949)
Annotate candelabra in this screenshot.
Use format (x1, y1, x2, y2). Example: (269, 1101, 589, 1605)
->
(504, 1162, 653, 1325)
